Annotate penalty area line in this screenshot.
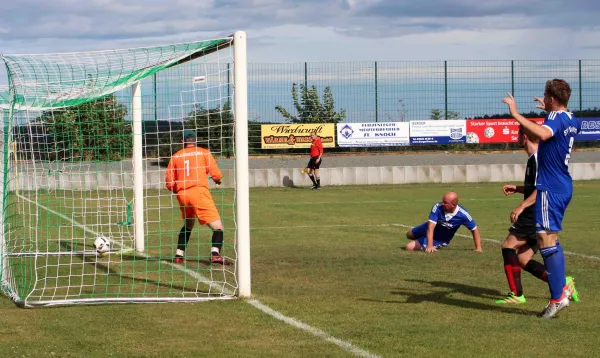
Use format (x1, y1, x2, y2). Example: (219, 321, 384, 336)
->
(17, 194, 380, 358)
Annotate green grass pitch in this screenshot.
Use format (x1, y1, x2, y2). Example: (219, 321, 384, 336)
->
(1, 181, 599, 357)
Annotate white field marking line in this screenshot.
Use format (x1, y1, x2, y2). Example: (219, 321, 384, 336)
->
(388, 224, 600, 262)
(251, 195, 600, 206)
(253, 222, 600, 262)
(247, 299, 380, 358)
(18, 194, 379, 358)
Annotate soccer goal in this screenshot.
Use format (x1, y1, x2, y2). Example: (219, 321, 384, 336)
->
(0, 31, 250, 307)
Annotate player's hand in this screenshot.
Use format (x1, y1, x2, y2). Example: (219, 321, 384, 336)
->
(510, 205, 524, 223)
(316, 158, 321, 164)
(503, 185, 517, 196)
(534, 96, 546, 110)
(214, 179, 222, 186)
(502, 93, 518, 115)
(425, 246, 437, 253)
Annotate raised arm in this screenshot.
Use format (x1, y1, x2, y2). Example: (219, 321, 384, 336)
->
(503, 93, 553, 141)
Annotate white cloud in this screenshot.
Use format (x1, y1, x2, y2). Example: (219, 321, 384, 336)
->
(0, 0, 599, 65)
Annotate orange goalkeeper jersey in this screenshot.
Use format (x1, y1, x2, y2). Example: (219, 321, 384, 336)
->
(165, 146, 222, 193)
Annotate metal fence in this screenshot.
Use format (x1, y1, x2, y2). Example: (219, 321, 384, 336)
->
(244, 60, 600, 154)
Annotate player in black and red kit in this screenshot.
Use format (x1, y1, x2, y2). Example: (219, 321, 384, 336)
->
(496, 124, 577, 305)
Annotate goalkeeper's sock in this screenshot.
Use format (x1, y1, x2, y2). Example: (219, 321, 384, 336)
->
(316, 177, 321, 187)
(524, 259, 548, 282)
(211, 230, 224, 255)
(502, 248, 523, 296)
(177, 226, 192, 253)
(308, 174, 317, 186)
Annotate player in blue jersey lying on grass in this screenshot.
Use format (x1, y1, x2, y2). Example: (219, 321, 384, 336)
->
(404, 192, 483, 253)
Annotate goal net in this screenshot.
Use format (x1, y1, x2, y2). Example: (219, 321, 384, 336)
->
(0, 31, 250, 307)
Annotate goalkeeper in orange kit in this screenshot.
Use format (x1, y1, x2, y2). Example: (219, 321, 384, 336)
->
(165, 130, 228, 265)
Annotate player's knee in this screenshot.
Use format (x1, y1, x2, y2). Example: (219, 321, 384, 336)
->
(406, 230, 415, 240)
(517, 249, 534, 267)
(209, 220, 223, 231)
(518, 256, 530, 268)
(404, 240, 421, 251)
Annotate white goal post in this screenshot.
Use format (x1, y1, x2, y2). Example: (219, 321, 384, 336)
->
(0, 31, 251, 307)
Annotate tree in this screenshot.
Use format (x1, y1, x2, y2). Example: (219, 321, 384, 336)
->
(430, 109, 461, 120)
(385, 99, 408, 122)
(275, 83, 346, 123)
(184, 101, 233, 155)
(39, 94, 131, 161)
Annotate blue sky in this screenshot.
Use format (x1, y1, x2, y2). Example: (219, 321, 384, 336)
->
(1, 0, 599, 63)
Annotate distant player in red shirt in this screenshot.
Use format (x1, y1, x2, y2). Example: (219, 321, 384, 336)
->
(165, 130, 227, 265)
(302, 131, 323, 190)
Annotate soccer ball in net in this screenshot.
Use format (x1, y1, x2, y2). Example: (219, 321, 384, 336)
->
(94, 236, 111, 254)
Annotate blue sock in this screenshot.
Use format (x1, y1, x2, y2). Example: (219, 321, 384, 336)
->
(556, 242, 566, 287)
(540, 244, 566, 300)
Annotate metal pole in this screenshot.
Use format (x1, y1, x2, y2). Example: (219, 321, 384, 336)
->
(375, 61, 378, 122)
(233, 31, 251, 298)
(579, 60, 583, 111)
(227, 63, 231, 158)
(511, 60, 515, 96)
(304, 62, 308, 89)
(131, 82, 145, 253)
(444, 61, 448, 120)
(153, 74, 157, 122)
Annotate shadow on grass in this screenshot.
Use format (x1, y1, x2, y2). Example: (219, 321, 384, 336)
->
(360, 279, 540, 316)
(58, 240, 231, 294)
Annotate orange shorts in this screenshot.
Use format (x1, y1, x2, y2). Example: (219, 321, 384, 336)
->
(176, 187, 221, 225)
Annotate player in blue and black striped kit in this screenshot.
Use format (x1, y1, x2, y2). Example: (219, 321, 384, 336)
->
(503, 79, 581, 318)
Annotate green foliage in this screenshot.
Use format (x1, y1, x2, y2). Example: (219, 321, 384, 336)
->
(150, 102, 234, 161)
(275, 83, 346, 124)
(430, 109, 461, 120)
(39, 94, 131, 161)
(184, 101, 233, 153)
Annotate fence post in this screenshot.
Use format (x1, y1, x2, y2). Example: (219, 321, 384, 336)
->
(511, 60, 515, 96)
(304, 62, 308, 89)
(579, 60, 583, 111)
(444, 61, 448, 120)
(153, 73, 157, 122)
(375, 61, 378, 122)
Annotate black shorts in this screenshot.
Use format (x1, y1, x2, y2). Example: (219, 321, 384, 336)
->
(307, 156, 322, 170)
(508, 215, 538, 252)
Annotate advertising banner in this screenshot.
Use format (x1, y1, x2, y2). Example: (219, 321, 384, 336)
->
(336, 122, 410, 147)
(576, 118, 600, 141)
(465, 118, 544, 143)
(409, 120, 466, 144)
(261, 123, 335, 149)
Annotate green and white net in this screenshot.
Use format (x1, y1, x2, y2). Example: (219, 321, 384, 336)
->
(0, 36, 242, 307)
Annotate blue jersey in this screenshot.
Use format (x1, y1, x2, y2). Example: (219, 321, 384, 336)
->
(536, 111, 580, 194)
(427, 203, 477, 243)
